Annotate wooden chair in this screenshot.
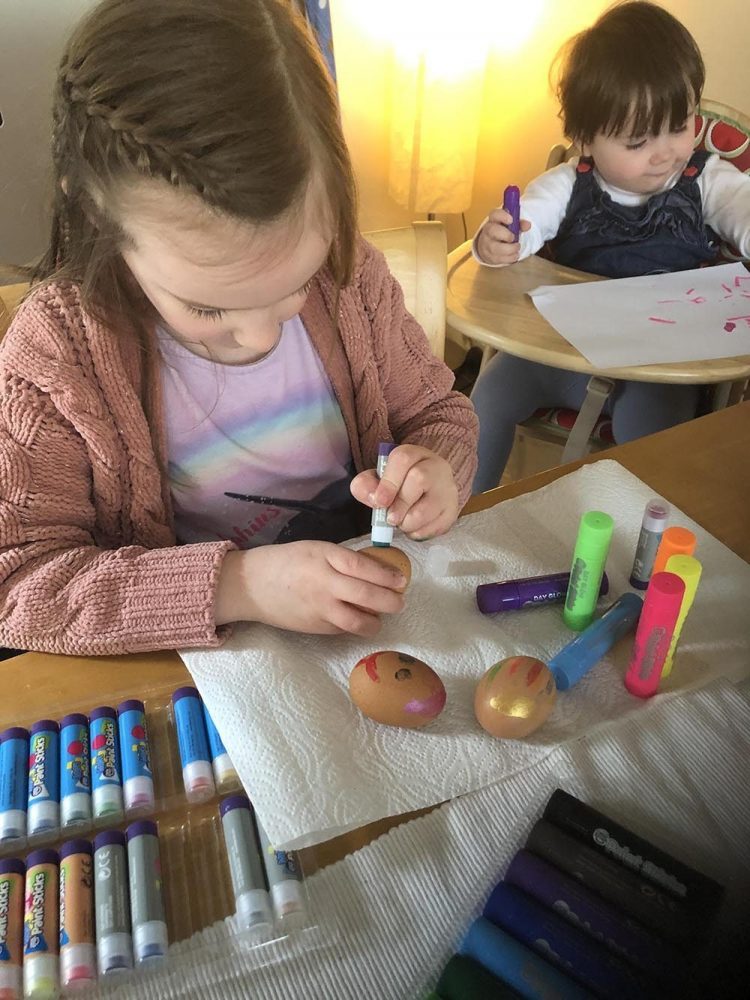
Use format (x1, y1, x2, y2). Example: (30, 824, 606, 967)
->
(0, 282, 28, 338)
(364, 221, 447, 359)
(507, 99, 750, 475)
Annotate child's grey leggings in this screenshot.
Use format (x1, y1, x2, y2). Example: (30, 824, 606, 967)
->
(470, 352, 701, 492)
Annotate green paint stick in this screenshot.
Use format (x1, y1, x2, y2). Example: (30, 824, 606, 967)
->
(563, 511, 614, 632)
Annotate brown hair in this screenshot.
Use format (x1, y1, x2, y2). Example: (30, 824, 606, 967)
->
(34, 0, 357, 335)
(552, 1, 705, 146)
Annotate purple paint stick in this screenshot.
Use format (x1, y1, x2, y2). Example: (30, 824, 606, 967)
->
(476, 570, 609, 615)
(503, 185, 521, 241)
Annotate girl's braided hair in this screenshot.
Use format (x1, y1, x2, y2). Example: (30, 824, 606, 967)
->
(36, 0, 356, 344)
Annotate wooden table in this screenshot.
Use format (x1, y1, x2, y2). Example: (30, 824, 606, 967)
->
(447, 243, 750, 394)
(2, 403, 749, 934)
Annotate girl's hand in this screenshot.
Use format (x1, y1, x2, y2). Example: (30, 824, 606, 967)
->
(476, 208, 531, 266)
(350, 444, 460, 541)
(215, 543, 406, 635)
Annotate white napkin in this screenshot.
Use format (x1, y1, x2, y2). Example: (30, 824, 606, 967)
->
(181, 460, 750, 849)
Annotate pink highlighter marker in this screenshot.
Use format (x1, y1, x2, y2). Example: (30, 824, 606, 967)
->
(624, 571, 685, 698)
(503, 185, 521, 241)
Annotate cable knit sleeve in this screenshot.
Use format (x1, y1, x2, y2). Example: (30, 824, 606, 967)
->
(355, 241, 479, 505)
(0, 287, 234, 656)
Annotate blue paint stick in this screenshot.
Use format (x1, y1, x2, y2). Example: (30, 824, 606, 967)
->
(171, 687, 215, 803)
(203, 705, 238, 792)
(549, 592, 643, 691)
(27, 721, 60, 839)
(0, 727, 29, 845)
(89, 708, 123, 824)
(460, 916, 594, 999)
(59, 714, 92, 829)
(116, 701, 154, 816)
(503, 184, 521, 241)
(484, 881, 655, 999)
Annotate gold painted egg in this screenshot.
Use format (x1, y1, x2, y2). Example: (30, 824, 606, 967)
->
(349, 650, 446, 728)
(359, 546, 412, 593)
(474, 655, 556, 739)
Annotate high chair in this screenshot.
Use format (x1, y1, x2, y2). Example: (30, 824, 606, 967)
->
(505, 99, 750, 476)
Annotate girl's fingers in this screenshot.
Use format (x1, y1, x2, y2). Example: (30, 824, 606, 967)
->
(405, 507, 454, 541)
(349, 469, 380, 505)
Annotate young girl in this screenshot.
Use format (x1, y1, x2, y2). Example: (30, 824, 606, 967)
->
(471, 1, 750, 492)
(0, 0, 478, 655)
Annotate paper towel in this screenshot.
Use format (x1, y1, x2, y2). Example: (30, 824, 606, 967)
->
(181, 460, 750, 849)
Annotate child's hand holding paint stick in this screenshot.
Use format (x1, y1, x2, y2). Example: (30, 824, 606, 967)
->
(350, 442, 461, 543)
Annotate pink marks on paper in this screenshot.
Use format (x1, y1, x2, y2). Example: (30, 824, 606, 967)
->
(650, 272, 750, 331)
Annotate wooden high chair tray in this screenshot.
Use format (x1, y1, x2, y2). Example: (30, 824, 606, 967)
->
(447, 243, 750, 385)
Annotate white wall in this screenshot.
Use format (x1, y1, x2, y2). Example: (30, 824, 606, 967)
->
(0, 0, 94, 265)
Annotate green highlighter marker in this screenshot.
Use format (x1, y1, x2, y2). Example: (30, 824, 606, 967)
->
(563, 511, 614, 632)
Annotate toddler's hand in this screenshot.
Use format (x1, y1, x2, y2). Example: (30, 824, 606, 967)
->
(215, 543, 406, 635)
(475, 208, 531, 266)
(350, 444, 460, 541)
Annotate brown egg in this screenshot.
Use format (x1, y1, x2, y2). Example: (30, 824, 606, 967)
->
(474, 655, 556, 739)
(349, 650, 446, 728)
(359, 545, 412, 593)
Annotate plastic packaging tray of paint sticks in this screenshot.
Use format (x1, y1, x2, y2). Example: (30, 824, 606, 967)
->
(0, 676, 330, 999)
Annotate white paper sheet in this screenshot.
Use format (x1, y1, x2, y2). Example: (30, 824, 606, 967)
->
(180, 461, 750, 850)
(529, 262, 750, 367)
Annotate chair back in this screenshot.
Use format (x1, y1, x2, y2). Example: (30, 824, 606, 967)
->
(0, 282, 29, 339)
(364, 221, 447, 359)
(695, 100, 750, 262)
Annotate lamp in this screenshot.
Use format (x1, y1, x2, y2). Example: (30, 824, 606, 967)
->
(387, 27, 489, 216)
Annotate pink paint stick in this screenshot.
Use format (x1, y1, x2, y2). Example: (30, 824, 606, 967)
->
(624, 572, 685, 698)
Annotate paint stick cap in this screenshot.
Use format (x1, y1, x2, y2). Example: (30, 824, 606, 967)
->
(134, 920, 168, 965)
(182, 759, 216, 803)
(0, 966, 21, 999)
(0, 810, 26, 843)
(27, 799, 59, 837)
(61, 792, 92, 828)
(236, 889, 273, 932)
(23, 954, 58, 997)
(92, 784, 124, 823)
(97, 932, 134, 976)
(271, 880, 305, 923)
(61, 944, 97, 989)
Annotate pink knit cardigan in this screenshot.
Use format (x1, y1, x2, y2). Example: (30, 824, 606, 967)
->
(0, 238, 478, 655)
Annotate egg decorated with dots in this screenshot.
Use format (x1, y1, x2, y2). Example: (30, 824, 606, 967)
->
(349, 651, 446, 728)
(359, 546, 412, 593)
(474, 655, 556, 739)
